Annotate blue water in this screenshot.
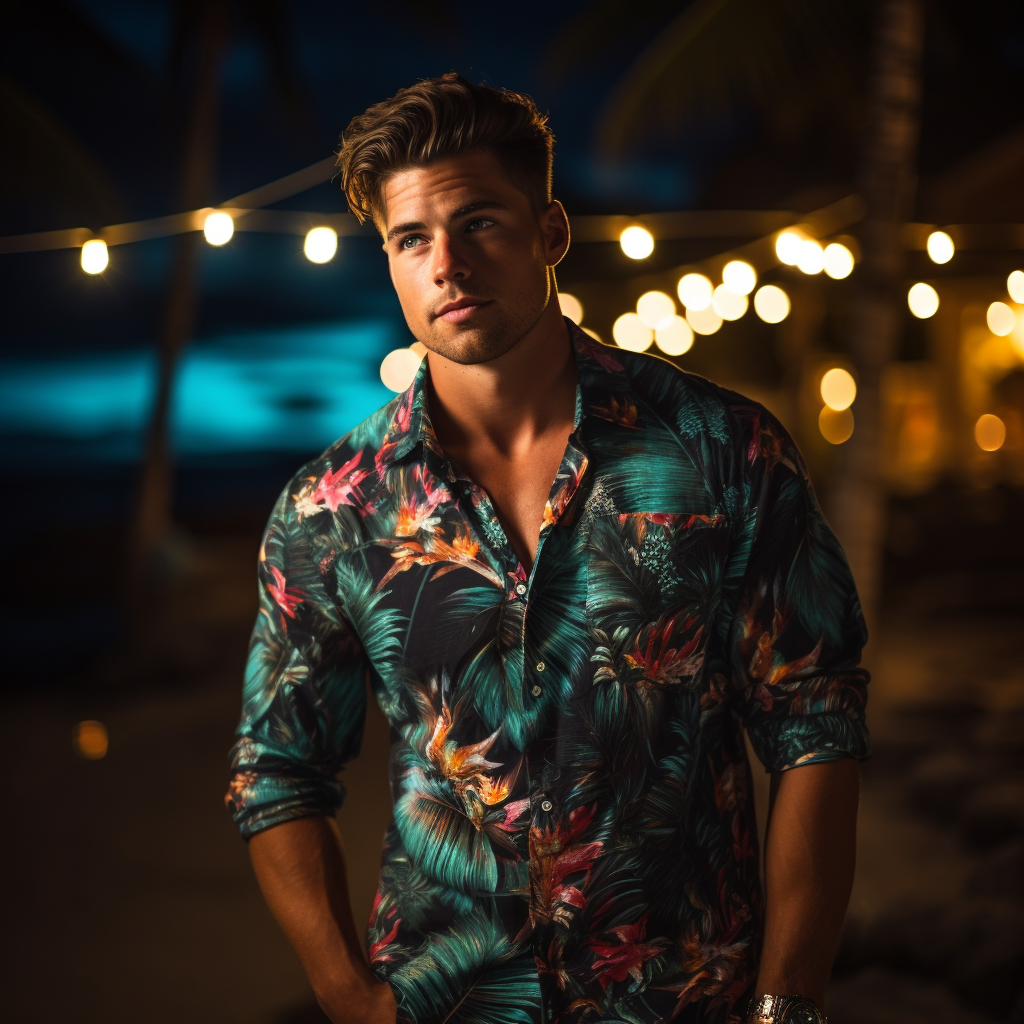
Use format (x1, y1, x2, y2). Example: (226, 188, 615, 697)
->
(1, 319, 402, 465)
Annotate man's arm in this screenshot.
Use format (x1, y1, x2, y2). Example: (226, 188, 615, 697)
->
(248, 815, 398, 1024)
(754, 758, 859, 1007)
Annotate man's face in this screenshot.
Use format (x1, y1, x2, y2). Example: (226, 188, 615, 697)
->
(382, 148, 567, 365)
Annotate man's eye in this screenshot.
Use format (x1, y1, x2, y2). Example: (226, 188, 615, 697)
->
(401, 236, 423, 250)
(466, 218, 494, 232)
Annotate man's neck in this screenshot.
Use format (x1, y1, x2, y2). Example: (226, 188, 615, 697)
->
(425, 296, 577, 461)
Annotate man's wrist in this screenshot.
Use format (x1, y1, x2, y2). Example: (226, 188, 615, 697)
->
(747, 993, 827, 1024)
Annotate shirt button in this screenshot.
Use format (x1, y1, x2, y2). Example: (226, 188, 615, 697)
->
(531, 684, 542, 697)
(540, 799, 553, 812)
(536, 660, 546, 672)
(515, 583, 527, 596)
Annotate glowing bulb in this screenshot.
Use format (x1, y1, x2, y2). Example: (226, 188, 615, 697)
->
(654, 315, 694, 355)
(753, 285, 790, 323)
(1008, 270, 1024, 304)
(410, 342, 427, 358)
(612, 312, 654, 351)
(620, 225, 654, 260)
(908, 282, 939, 319)
(636, 290, 676, 328)
(823, 243, 854, 279)
(722, 260, 756, 296)
(711, 284, 748, 321)
(987, 301, 1015, 337)
(203, 210, 234, 246)
(686, 305, 723, 336)
(677, 273, 713, 311)
(74, 720, 108, 759)
(975, 413, 1006, 452)
(796, 239, 825, 275)
(926, 230, 954, 264)
(558, 292, 584, 324)
(819, 407, 854, 445)
(304, 226, 337, 263)
(820, 368, 857, 411)
(776, 230, 803, 265)
(80, 239, 108, 274)
(380, 348, 422, 392)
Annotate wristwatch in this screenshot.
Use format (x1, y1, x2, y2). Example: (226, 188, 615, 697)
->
(747, 994, 827, 1024)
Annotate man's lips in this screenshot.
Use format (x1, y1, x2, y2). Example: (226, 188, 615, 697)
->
(434, 298, 491, 323)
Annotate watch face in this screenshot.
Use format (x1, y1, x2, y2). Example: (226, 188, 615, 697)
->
(784, 1007, 822, 1024)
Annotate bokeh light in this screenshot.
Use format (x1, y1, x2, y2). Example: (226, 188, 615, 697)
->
(753, 285, 790, 323)
(80, 239, 108, 275)
(775, 230, 803, 265)
(654, 315, 694, 355)
(926, 230, 955, 264)
(304, 226, 338, 263)
(823, 243, 854, 280)
(819, 407, 854, 445)
(796, 239, 825, 275)
(582, 327, 603, 343)
(677, 273, 713, 311)
(908, 282, 939, 319)
(203, 210, 234, 246)
(620, 225, 654, 260)
(636, 290, 676, 328)
(380, 348, 423, 392)
(711, 284, 748, 321)
(74, 720, 108, 759)
(1008, 270, 1024, 304)
(558, 292, 584, 324)
(613, 312, 654, 351)
(975, 413, 1006, 452)
(686, 305, 723, 335)
(722, 260, 757, 296)
(820, 368, 857, 411)
(986, 301, 1015, 337)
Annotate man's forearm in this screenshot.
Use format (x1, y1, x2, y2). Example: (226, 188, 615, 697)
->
(754, 758, 859, 1007)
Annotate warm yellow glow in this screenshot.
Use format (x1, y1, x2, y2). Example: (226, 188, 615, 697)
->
(987, 301, 1015, 337)
(80, 239, 109, 274)
(823, 243, 854, 280)
(582, 327, 603, 343)
(380, 348, 422, 392)
(654, 315, 694, 355)
(686, 305, 723, 336)
(753, 284, 790, 323)
(722, 260, 756, 296)
(819, 407, 854, 445)
(1008, 270, 1024, 304)
(410, 341, 427, 358)
(613, 312, 654, 351)
(676, 273, 713, 311)
(304, 226, 337, 263)
(796, 239, 825, 275)
(775, 230, 803, 265)
(558, 292, 584, 324)
(74, 720, 108, 759)
(926, 230, 954, 264)
(203, 210, 234, 246)
(907, 282, 939, 319)
(636, 290, 676, 328)
(711, 284, 748, 321)
(975, 413, 1006, 452)
(620, 225, 654, 260)
(820, 368, 857, 411)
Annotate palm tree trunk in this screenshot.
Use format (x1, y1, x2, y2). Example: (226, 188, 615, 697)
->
(828, 0, 925, 630)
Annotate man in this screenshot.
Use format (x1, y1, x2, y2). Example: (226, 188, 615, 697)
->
(225, 73, 870, 1024)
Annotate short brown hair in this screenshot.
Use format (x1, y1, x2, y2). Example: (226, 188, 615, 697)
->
(336, 72, 554, 231)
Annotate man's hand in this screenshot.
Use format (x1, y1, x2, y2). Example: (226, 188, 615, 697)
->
(317, 977, 398, 1024)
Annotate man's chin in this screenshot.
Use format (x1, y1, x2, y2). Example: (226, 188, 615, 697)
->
(426, 326, 520, 366)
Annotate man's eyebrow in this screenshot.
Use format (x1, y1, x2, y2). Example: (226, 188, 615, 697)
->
(385, 201, 508, 243)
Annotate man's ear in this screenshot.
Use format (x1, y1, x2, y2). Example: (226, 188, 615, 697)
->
(542, 200, 570, 268)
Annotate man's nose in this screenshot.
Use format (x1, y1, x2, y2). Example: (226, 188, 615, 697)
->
(432, 233, 471, 285)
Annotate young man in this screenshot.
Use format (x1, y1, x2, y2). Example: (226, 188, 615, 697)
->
(225, 73, 870, 1024)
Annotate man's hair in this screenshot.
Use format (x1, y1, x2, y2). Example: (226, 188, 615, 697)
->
(336, 72, 554, 232)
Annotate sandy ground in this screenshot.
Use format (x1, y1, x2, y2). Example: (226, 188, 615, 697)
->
(4, 535, 1022, 1023)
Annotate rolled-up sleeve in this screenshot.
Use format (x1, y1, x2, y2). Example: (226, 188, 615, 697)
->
(724, 406, 871, 773)
(225, 476, 369, 839)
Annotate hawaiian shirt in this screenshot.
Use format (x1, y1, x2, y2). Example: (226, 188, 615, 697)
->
(225, 319, 870, 1024)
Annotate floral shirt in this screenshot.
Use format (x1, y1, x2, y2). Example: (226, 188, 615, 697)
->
(225, 320, 870, 1024)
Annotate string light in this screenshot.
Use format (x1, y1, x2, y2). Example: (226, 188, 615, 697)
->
(908, 282, 939, 319)
(558, 292, 584, 324)
(613, 312, 654, 351)
(975, 413, 1006, 452)
(304, 226, 337, 263)
(686, 305, 723, 335)
(380, 348, 422, 392)
(820, 368, 857, 411)
(819, 407, 854, 444)
(722, 260, 756, 296)
(823, 243, 854, 279)
(926, 230, 954, 264)
(654, 315, 694, 355)
(1008, 270, 1024, 304)
(753, 285, 790, 323)
(711, 284, 748, 321)
(203, 210, 234, 246)
(677, 273, 713, 311)
(987, 301, 1015, 336)
(796, 239, 825, 275)
(80, 239, 108, 274)
(636, 290, 676, 328)
(74, 720, 108, 759)
(775, 230, 803, 265)
(620, 226, 654, 260)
